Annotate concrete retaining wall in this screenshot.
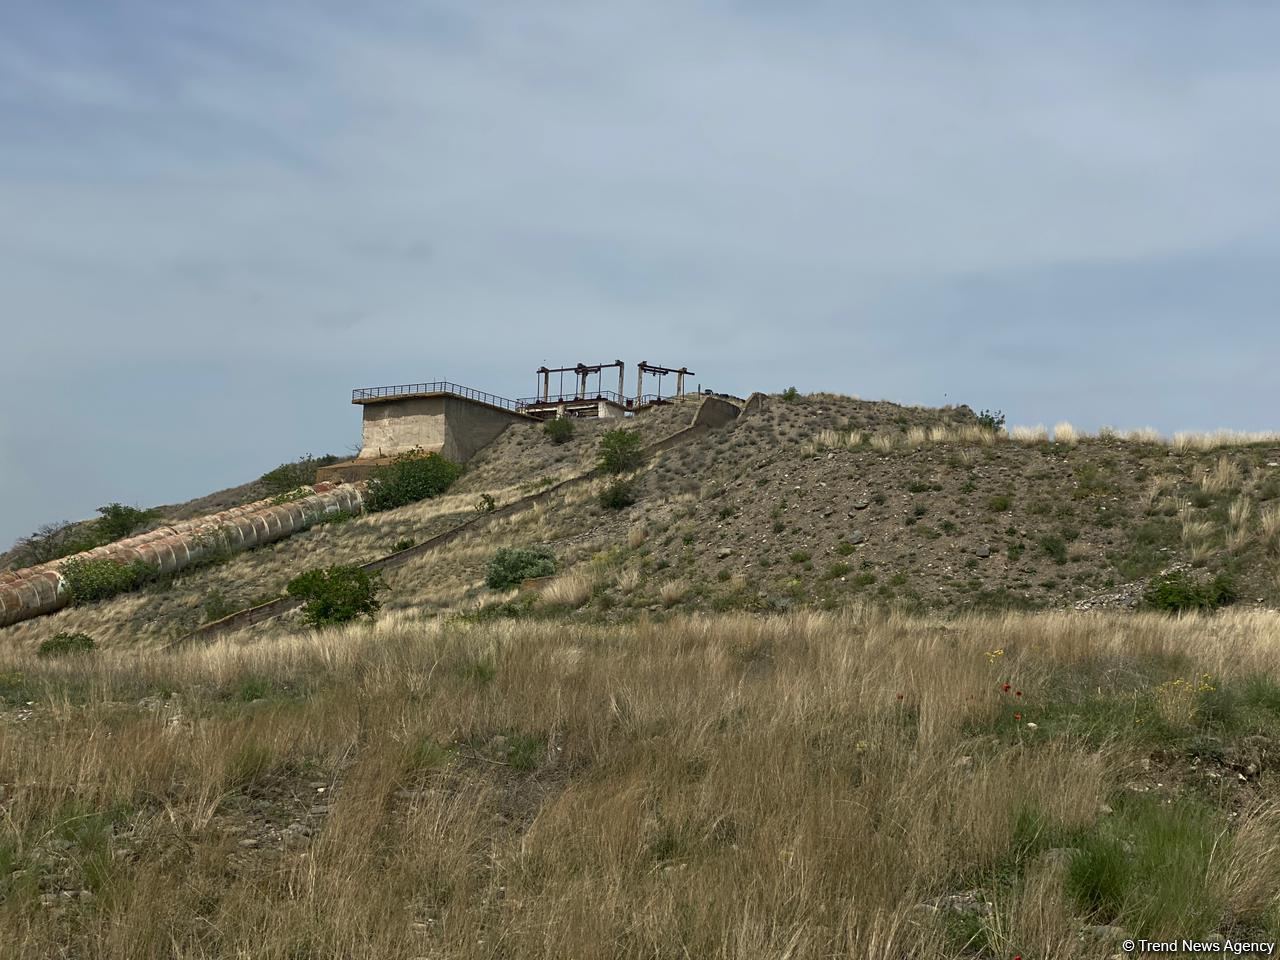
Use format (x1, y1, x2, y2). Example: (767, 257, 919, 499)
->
(357, 394, 528, 463)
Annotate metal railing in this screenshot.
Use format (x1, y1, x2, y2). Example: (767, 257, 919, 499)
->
(352, 381, 521, 412)
(515, 391, 692, 409)
(516, 390, 629, 407)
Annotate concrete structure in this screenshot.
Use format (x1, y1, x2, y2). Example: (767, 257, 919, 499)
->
(351, 383, 531, 462)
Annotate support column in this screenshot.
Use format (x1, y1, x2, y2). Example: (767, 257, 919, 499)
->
(616, 361, 625, 399)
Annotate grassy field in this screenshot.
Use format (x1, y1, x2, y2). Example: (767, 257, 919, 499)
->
(2, 608, 1279, 958)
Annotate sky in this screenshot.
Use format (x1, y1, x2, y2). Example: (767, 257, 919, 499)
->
(2, 1, 1279, 547)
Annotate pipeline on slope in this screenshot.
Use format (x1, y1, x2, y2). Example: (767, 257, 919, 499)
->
(0, 483, 365, 629)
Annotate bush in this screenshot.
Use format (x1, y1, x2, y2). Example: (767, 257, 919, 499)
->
(11, 521, 83, 567)
(286, 565, 385, 627)
(598, 429, 645, 475)
(544, 418, 574, 444)
(976, 409, 1006, 431)
(258, 454, 339, 496)
(485, 547, 555, 590)
(599, 478, 637, 510)
(781, 387, 800, 403)
(364, 449, 461, 512)
(94, 503, 159, 541)
(473, 493, 496, 515)
(60, 556, 156, 605)
(37, 632, 96, 658)
(1144, 571, 1238, 613)
(1038, 534, 1068, 565)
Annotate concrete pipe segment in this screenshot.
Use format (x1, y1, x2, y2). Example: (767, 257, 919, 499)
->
(0, 482, 365, 629)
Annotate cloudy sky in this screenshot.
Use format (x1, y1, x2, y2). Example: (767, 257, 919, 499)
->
(2, 2, 1278, 546)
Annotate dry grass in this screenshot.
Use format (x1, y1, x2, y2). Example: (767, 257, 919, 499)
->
(2, 609, 1280, 957)
(658, 578, 690, 606)
(1262, 504, 1280, 550)
(1052, 422, 1079, 446)
(1201, 455, 1243, 496)
(1009, 425, 1048, 444)
(539, 573, 592, 608)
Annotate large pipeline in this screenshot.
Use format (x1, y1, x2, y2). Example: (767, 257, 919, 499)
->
(0, 483, 364, 629)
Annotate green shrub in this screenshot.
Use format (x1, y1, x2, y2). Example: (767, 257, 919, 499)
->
(1038, 534, 1068, 565)
(599, 478, 637, 510)
(485, 547, 556, 590)
(258, 454, 339, 496)
(598, 429, 645, 474)
(392, 537, 416, 552)
(60, 556, 156, 605)
(93, 503, 159, 541)
(202, 589, 239, 623)
(1144, 571, 1237, 613)
(473, 493, 496, 515)
(364, 449, 461, 512)
(286, 565, 385, 627)
(781, 387, 800, 403)
(37, 632, 96, 658)
(788, 550, 811, 564)
(543, 418, 574, 444)
(986, 494, 1012, 512)
(976, 409, 1006, 431)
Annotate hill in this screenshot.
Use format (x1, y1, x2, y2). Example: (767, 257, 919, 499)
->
(1, 390, 1276, 649)
(2, 391, 1280, 957)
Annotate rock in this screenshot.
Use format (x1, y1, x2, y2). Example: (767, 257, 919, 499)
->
(717, 547, 732, 559)
(308, 805, 332, 816)
(975, 545, 991, 558)
(852, 500, 870, 511)
(238, 838, 259, 848)
(849, 531, 867, 545)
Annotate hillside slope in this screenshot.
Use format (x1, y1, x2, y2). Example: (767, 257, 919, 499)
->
(2, 392, 1278, 649)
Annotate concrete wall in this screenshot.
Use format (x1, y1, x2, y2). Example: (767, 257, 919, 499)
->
(358, 396, 448, 460)
(357, 394, 528, 464)
(439, 396, 528, 463)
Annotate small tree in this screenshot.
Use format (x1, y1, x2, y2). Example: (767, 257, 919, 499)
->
(544, 418, 574, 444)
(781, 386, 800, 403)
(11, 521, 80, 567)
(364, 449, 461, 512)
(94, 503, 159, 542)
(598, 429, 644, 474)
(286, 565, 385, 627)
(485, 547, 555, 590)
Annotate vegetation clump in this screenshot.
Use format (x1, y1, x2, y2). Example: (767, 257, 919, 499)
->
(286, 565, 385, 627)
(597, 429, 645, 474)
(364, 449, 461, 512)
(37, 632, 96, 658)
(60, 556, 156, 605)
(598, 478, 637, 510)
(258, 454, 339, 496)
(543, 418, 574, 444)
(976, 408, 1006, 431)
(1144, 570, 1238, 613)
(485, 547, 555, 590)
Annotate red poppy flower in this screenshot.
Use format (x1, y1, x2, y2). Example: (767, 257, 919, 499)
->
(896, 694, 904, 701)
(1001, 683, 1011, 693)
(1014, 713, 1022, 721)
(1015, 690, 1023, 697)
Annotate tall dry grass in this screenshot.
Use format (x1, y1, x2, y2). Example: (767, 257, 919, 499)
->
(2, 609, 1280, 957)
